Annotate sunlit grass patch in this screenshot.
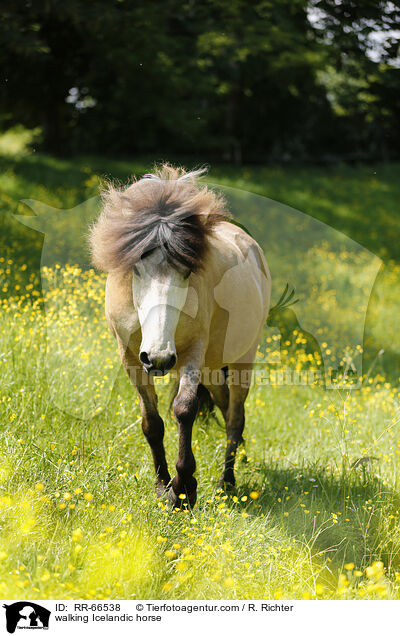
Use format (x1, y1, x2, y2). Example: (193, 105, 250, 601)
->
(0, 489, 53, 542)
(40, 265, 118, 418)
(0, 126, 41, 157)
(78, 530, 157, 597)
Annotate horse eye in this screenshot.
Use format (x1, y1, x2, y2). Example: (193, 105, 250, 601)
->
(133, 264, 140, 277)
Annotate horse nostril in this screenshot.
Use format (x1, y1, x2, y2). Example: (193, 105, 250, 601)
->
(139, 351, 151, 366)
(165, 353, 177, 371)
(140, 351, 176, 373)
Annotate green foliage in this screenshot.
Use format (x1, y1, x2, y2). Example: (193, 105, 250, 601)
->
(0, 1, 399, 160)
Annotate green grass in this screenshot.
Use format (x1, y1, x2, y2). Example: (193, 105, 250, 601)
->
(1, 130, 400, 599)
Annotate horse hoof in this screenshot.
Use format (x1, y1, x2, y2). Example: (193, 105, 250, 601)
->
(218, 476, 235, 491)
(168, 487, 197, 510)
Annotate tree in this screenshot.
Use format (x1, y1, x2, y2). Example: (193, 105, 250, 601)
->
(0, 0, 398, 161)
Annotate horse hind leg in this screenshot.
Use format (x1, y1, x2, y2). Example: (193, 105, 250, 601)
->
(203, 367, 230, 422)
(218, 364, 252, 489)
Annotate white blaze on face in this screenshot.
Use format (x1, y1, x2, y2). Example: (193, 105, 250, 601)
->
(132, 249, 190, 363)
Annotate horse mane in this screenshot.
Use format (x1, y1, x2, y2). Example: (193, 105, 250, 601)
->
(89, 163, 229, 273)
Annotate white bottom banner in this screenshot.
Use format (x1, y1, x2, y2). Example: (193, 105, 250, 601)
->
(1, 599, 398, 635)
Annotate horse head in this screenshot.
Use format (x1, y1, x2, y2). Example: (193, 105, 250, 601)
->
(133, 248, 190, 375)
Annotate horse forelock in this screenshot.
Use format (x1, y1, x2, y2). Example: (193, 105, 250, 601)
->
(89, 163, 229, 273)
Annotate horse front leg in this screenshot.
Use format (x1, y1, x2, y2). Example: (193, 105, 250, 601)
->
(168, 369, 200, 509)
(117, 337, 171, 496)
(136, 377, 171, 496)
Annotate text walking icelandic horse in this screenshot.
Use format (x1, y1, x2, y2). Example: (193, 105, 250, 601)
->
(90, 165, 270, 508)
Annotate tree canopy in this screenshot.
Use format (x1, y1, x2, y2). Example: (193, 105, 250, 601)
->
(1, 0, 399, 162)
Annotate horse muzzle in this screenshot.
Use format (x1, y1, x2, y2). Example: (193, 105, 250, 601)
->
(139, 350, 177, 376)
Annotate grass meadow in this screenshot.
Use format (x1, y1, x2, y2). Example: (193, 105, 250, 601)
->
(0, 129, 400, 600)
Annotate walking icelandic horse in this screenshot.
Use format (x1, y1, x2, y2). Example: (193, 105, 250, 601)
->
(90, 165, 270, 508)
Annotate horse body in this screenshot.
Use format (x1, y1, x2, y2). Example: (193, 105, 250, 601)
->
(91, 165, 270, 507)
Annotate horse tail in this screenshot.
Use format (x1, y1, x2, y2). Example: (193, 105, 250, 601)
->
(196, 384, 215, 416)
(167, 367, 229, 419)
(167, 380, 215, 419)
